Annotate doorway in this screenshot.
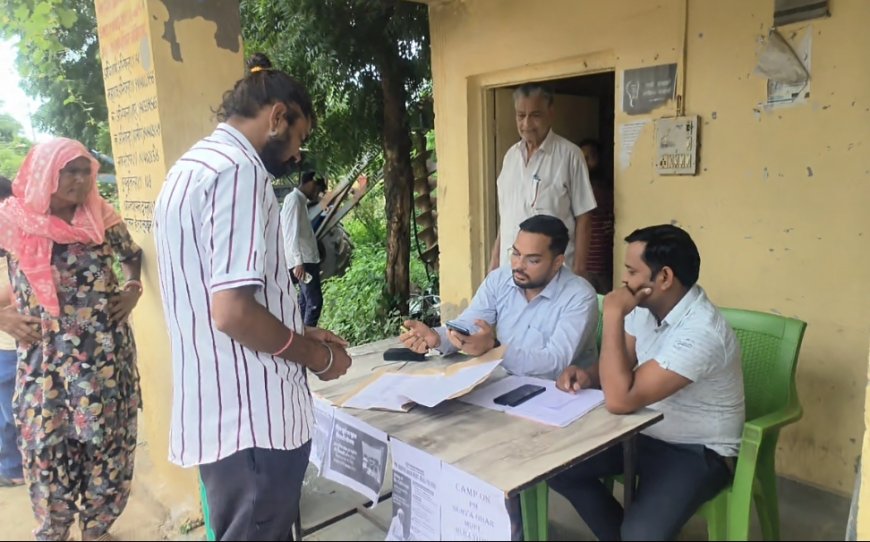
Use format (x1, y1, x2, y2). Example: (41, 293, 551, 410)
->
(489, 71, 616, 293)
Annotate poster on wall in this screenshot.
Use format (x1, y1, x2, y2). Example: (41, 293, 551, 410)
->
(622, 63, 678, 115)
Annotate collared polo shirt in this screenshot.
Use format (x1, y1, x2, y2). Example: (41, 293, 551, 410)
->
(626, 285, 745, 457)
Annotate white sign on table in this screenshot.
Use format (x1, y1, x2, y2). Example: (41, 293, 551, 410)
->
(385, 439, 513, 541)
(310, 396, 335, 472)
(322, 409, 390, 504)
(439, 462, 512, 541)
(387, 439, 442, 541)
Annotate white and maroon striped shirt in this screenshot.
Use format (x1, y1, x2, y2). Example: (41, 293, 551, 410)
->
(153, 123, 312, 468)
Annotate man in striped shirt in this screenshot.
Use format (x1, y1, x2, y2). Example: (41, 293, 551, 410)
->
(154, 53, 351, 541)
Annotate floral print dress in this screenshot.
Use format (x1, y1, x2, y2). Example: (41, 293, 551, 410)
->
(2, 222, 143, 540)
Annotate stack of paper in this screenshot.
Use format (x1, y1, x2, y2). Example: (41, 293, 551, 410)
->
(460, 375, 605, 428)
(338, 347, 506, 412)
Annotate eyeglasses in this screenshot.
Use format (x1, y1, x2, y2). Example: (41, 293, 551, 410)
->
(507, 248, 545, 267)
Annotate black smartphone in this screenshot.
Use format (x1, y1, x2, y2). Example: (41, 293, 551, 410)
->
(383, 347, 427, 362)
(493, 384, 546, 407)
(445, 321, 472, 336)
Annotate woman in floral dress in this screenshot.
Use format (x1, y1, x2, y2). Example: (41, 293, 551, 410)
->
(0, 138, 143, 541)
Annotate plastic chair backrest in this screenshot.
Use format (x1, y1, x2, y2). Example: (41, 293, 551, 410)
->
(596, 294, 604, 351)
(719, 307, 807, 422)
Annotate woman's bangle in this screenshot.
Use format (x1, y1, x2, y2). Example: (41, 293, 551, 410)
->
(272, 330, 295, 357)
(312, 343, 334, 376)
(123, 280, 143, 294)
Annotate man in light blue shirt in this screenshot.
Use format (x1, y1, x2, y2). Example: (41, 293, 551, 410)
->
(401, 214, 598, 380)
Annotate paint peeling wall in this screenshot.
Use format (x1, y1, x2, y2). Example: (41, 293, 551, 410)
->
(428, 0, 870, 493)
(95, 0, 245, 517)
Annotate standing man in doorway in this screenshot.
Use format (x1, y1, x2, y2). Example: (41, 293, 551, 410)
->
(489, 83, 597, 279)
(282, 170, 325, 327)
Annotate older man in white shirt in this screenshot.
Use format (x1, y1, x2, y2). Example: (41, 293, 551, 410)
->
(281, 171, 326, 326)
(490, 83, 597, 278)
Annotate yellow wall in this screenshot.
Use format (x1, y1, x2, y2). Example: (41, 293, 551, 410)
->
(428, 0, 870, 493)
(94, 0, 244, 517)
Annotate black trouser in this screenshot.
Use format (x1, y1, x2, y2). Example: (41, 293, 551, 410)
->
(199, 442, 311, 541)
(292, 262, 323, 327)
(549, 435, 731, 541)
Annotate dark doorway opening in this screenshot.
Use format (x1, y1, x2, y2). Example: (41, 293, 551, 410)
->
(491, 71, 616, 293)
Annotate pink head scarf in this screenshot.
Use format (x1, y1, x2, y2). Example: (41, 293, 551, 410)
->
(0, 138, 122, 316)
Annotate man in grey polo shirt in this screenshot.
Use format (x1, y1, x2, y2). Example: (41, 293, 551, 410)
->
(551, 224, 744, 541)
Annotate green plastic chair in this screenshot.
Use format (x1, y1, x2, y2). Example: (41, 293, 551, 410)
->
(697, 308, 807, 541)
(521, 307, 807, 541)
(595, 294, 604, 352)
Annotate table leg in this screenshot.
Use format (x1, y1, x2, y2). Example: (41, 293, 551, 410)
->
(622, 436, 637, 511)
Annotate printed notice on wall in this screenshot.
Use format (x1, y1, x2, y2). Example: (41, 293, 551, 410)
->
(439, 463, 512, 541)
(386, 439, 442, 541)
(622, 63, 678, 115)
(618, 121, 649, 170)
(94, 0, 163, 236)
(322, 410, 389, 504)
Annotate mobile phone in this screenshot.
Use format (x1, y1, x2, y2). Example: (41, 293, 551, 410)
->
(493, 384, 546, 407)
(383, 347, 427, 362)
(445, 321, 472, 336)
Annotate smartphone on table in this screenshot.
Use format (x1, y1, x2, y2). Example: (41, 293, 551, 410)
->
(493, 384, 546, 407)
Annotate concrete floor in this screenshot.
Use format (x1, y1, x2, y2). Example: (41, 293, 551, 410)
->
(302, 474, 850, 541)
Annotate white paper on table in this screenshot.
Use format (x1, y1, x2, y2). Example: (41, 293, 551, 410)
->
(460, 375, 605, 428)
(342, 372, 417, 412)
(310, 395, 336, 472)
(341, 357, 503, 411)
(322, 409, 390, 505)
(401, 359, 503, 408)
(439, 462, 512, 541)
(386, 439, 443, 541)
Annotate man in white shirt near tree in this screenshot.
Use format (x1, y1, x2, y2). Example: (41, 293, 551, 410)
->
(282, 170, 326, 326)
(489, 83, 597, 279)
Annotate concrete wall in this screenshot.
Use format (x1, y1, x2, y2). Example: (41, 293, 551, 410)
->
(428, 0, 870, 493)
(94, 0, 244, 517)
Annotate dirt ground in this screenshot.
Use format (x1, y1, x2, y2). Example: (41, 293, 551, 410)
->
(0, 440, 204, 542)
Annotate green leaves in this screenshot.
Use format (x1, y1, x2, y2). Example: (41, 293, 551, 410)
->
(57, 7, 77, 29)
(0, 0, 108, 155)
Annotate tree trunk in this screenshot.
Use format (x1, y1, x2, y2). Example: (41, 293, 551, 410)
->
(411, 129, 439, 271)
(378, 44, 414, 314)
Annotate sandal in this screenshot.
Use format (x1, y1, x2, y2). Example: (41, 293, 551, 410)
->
(0, 475, 25, 487)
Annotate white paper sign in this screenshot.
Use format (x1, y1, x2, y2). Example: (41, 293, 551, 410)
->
(619, 120, 649, 170)
(322, 410, 389, 504)
(387, 439, 442, 541)
(310, 396, 336, 472)
(439, 463, 512, 541)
